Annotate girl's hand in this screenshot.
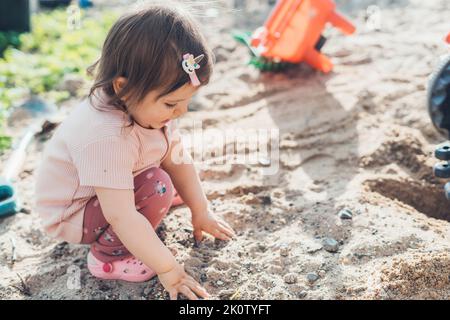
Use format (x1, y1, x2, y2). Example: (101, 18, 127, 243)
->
(192, 210, 236, 243)
(158, 263, 210, 300)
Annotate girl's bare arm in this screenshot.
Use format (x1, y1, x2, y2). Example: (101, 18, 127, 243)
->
(161, 137, 236, 243)
(161, 138, 208, 216)
(93, 187, 209, 299)
(94, 187, 177, 273)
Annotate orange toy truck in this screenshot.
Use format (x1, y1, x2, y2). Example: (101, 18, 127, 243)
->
(235, 0, 356, 72)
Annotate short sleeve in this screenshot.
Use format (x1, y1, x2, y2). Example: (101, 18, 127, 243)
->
(168, 119, 182, 144)
(72, 135, 135, 189)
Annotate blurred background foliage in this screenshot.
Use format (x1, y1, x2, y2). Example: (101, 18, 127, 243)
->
(0, 8, 117, 151)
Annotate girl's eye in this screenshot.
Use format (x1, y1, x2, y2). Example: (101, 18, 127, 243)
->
(165, 103, 177, 108)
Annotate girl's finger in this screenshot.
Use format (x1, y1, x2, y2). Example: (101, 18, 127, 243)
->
(217, 224, 234, 238)
(213, 229, 231, 241)
(218, 219, 234, 231)
(185, 279, 210, 299)
(215, 221, 234, 235)
(179, 285, 199, 300)
(193, 228, 203, 243)
(217, 222, 236, 238)
(201, 226, 229, 241)
(169, 289, 178, 300)
(216, 218, 235, 232)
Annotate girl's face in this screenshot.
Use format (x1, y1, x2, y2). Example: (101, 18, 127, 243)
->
(114, 78, 198, 129)
(132, 83, 198, 129)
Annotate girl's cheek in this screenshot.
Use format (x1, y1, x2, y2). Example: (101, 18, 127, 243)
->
(176, 105, 187, 117)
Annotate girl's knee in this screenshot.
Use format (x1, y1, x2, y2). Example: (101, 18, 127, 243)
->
(134, 167, 174, 212)
(145, 167, 173, 197)
(140, 167, 171, 185)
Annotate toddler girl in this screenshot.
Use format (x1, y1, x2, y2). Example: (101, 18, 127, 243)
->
(34, 3, 235, 300)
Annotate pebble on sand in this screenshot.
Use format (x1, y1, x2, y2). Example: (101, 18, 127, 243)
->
(338, 208, 353, 220)
(323, 238, 339, 253)
(306, 272, 319, 283)
(283, 273, 297, 284)
(279, 244, 290, 257)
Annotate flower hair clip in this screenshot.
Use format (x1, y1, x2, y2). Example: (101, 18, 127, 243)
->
(181, 53, 204, 86)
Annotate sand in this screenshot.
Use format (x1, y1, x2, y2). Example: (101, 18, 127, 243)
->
(1, 0, 450, 300)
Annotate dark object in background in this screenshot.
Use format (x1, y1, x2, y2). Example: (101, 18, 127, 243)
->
(0, 0, 30, 56)
(428, 53, 450, 138)
(0, 0, 30, 33)
(430, 33, 450, 200)
(79, 0, 93, 8)
(0, 32, 21, 57)
(428, 32, 450, 137)
(433, 143, 450, 200)
(39, 0, 72, 8)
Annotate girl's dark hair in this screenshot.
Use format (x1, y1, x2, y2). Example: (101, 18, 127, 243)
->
(87, 2, 213, 125)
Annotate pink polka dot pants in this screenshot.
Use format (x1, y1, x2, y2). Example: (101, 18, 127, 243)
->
(80, 167, 174, 263)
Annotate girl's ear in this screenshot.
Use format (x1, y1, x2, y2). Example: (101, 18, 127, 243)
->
(112, 77, 128, 95)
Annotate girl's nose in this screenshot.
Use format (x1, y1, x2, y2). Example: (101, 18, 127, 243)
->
(174, 104, 188, 117)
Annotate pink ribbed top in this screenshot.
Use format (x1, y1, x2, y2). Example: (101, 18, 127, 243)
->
(34, 92, 180, 244)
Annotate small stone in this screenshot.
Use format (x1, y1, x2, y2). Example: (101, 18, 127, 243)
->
(99, 283, 111, 292)
(216, 280, 224, 286)
(142, 286, 154, 297)
(306, 245, 323, 254)
(306, 272, 319, 283)
(260, 196, 272, 205)
(318, 270, 326, 277)
(19, 207, 31, 215)
(258, 244, 267, 252)
(298, 290, 307, 298)
(283, 273, 297, 284)
(200, 273, 208, 282)
(218, 289, 235, 299)
(279, 244, 290, 257)
(273, 190, 283, 198)
(338, 208, 353, 219)
(323, 238, 339, 253)
(119, 292, 130, 300)
(243, 194, 260, 205)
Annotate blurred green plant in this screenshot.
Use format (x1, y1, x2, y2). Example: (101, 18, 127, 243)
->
(0, 31, 21, 57)
(0, 8, 117, 152)
(0, 134, 12, 151)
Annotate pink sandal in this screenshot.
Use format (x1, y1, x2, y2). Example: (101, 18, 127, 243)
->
(87, 251, 156, 282)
